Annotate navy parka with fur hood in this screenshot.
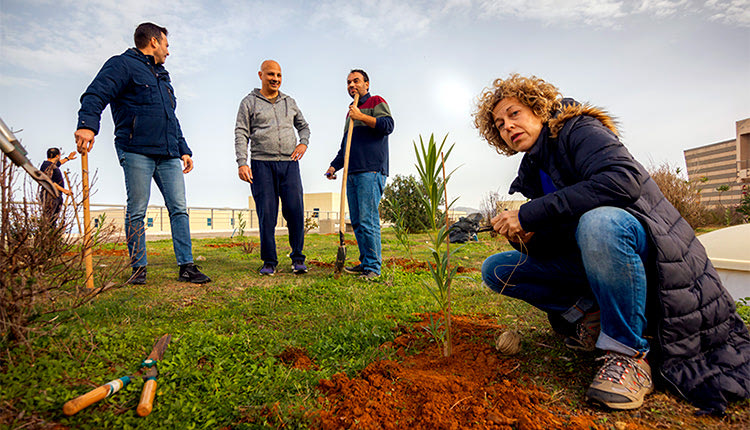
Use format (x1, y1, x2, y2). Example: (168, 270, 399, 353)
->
(508, 100, 750, 413)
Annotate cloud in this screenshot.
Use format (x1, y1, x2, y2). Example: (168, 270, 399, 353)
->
(309, 0, 434, 44)
(705, 0, 750, 26)
(476, 0, 627, 26)
(635, 0, 690, 16)
(3, 0, 748, 82)
(1, 0, 290, 78)
(0, 74, 47, 89)
(475, 0, 750, 27)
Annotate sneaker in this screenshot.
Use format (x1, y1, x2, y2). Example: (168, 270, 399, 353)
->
(359, 270, 380, 280)
(127, 266, 147, 285)
(259, 263, 276, 276)
(586, 351, 653, 410)
(344, 264, 364, 274)
(178, 263, 212, 284)
(564, 310, 600, 352)
(292, 261, 308, 274)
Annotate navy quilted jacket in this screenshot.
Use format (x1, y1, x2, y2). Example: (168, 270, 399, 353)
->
(510, 102, 750, 413)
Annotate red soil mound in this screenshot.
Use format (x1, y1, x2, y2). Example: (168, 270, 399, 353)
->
(277, 347, 319, 370)
(315, 314, 613, 430)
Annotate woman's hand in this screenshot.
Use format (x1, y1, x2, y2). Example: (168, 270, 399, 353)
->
(491, 210, 533, 243)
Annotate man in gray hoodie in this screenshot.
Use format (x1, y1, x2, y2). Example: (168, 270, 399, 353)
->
(234, 60, 310, 276)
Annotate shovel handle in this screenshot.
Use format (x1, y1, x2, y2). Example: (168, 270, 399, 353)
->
(136, 378, 157, 417)
(338, 93, 359, 236)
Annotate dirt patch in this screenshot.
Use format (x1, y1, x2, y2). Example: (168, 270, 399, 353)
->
(277, 347, 319, 370)
(308, 260, 335, 268)
(314, 314, 651, 430)
(384, 257, 427, 271)
(384, 258, 476, 274)
(204, 242, 248, 248)
(63, 248, 145, 257)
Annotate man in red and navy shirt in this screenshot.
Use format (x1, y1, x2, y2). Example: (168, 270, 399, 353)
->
(326, 69, 394, 279)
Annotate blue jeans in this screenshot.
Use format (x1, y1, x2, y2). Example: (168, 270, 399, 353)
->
(250, 160, 305, 266)
(347, 172, 386, 274)
(481, 206, 650, 356)
(117, 149, 193, 267)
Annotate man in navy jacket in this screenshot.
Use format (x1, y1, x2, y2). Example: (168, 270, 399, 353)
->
(325, 69, 394, 279)
(75, 22, 210, 285)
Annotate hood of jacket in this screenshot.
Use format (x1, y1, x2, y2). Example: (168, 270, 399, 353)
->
(548, 99, 619, 139)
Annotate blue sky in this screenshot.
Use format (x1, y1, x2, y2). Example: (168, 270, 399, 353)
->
(2, 0, 749, 209)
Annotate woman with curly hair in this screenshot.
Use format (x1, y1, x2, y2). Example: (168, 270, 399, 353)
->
(474, 74, 750, 413)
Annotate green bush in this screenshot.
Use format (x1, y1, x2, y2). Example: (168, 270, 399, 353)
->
(380, 174, 432, 233)
(737, 184, 750, 223)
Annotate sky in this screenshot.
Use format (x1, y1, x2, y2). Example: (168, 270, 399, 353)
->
(1, 0, 749, 210)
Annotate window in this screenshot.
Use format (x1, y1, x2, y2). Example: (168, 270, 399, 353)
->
(147, 217, 154, 227)
(207, 218, 212, 227)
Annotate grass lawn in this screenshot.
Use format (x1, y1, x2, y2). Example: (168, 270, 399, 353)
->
(1, 228, 748, 429)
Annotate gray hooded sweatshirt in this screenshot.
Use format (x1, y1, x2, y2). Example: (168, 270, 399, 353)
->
(234, 89, 310, 165)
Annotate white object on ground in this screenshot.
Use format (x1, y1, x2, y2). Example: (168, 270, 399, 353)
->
(698, 224, 750, 301)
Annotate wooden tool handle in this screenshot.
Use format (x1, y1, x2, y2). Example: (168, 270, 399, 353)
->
(81, 150, 94, 290)
(62, 377, 129, 416)
(136, 378, 157, 417)
(338, 93, 360, 236)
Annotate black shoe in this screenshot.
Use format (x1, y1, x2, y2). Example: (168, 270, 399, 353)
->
(344, 264, 364, 274)
(127, 266, 147, 285)
(292, 261, 308, 274)
(259, 263, 276, 276)
(359, 270, 380, 280)
(178, 263, 211, 284)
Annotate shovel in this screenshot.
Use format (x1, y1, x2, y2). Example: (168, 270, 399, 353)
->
(334, 93, 359, 275)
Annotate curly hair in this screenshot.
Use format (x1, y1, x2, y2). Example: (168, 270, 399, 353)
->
(473, 74, 562, 156)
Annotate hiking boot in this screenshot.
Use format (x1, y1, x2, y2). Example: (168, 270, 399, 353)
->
(344, 264, 364, 274)
(548, 312, 576, 337)
(127, 266, 147, 285)
(178, 263, 212, 284)
(292, 261, 308, 274)
(564, 310, 600, 352)
(259, 263, 276, 276)
(586, 351, 653, 410)
(359, 270, 380, 280)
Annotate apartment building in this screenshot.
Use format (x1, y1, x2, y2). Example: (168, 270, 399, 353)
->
(683, 118, 750, 208)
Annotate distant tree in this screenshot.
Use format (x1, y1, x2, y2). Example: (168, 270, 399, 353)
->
(478, 191, 519, 227)
(737, 185, 750, 222)
(380, 174, 433, 233)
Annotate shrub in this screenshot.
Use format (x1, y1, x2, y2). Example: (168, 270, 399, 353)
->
(648, 163, 707, 228)
(0, 156, 125, 353)
(736, 184, 750, 223)
(380, 174, 433, 233)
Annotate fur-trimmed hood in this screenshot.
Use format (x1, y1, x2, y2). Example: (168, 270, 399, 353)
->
(549, 100, 619, 139)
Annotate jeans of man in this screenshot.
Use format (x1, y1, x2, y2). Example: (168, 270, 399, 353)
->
(117, 149, 193, 268)
(347, 172, 386, 275)
(250, 160, 305, 267)
(481, 206, 650, 356)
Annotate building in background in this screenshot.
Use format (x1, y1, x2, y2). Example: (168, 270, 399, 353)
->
(684, 118, 750, 209)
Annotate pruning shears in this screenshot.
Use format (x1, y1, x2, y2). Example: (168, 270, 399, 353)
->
(63, 334, 171, 417)
(0, 116, 59, 197)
